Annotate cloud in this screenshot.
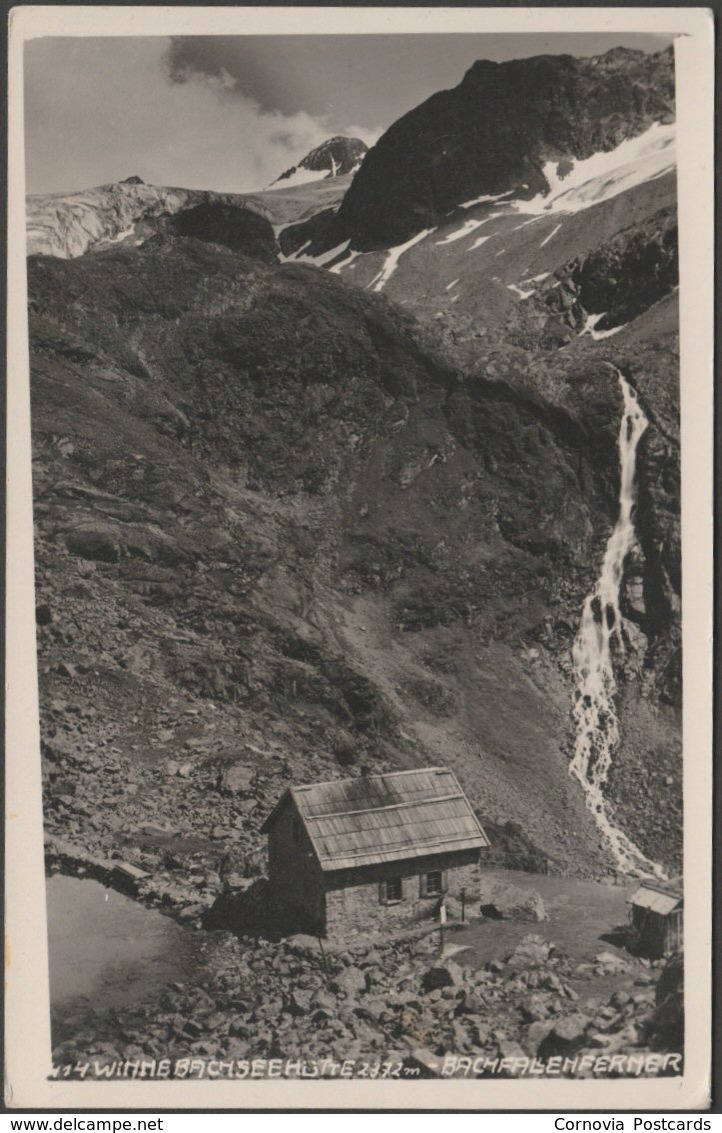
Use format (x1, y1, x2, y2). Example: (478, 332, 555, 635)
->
(165, 37, 323, 116)
(163, 38, 383, 152)
(24, 37, 379, 196)
(164, 36, 385, 144)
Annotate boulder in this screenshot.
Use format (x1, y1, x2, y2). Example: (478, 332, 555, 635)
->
(334, 966, 367, 999)
(468, 1019, 491, 1046)
(65, 523, 120, 563)
(587, 1021, 640, 1052)
(285, 933, 321, 955)
(594, 950, 628, 971)
(217, 763, 255, 795)
(479, 880, 547, 923)
(457, 991, 487, 1015)
(494, 1033, 527, 1061)
(36, 604, 53, 626)
(507, 934, 554, 968)
(286, 988, 313, 1016)
(422, 960, 464, 993)
(538, 971, 565, 995)
(451, 1019, 471, 1051)
(537, 1013, 591, 1058)
(524, 1020, 554, 1054)
(520, 993, 553, 1022)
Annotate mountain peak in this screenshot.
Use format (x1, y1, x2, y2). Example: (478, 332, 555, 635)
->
(267, 136, 368, 191)
(336, 47, 675, 249)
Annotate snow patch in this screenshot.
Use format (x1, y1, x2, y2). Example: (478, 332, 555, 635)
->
(510, 216, 545, 233)
(580, 312, 627, 340)
(369, 228, 435, 292)
(517, 122, 676, 217)
(289, 240, 312, 260)
(329, 249, 361, 274)
(99, 224, 137, 247)
(267, 167, 330, 191)
(540, 224, 562, 247)
(312, 240, 352, 267)
(459, 191, 513, 210)
(592, 324, 626, 340)
(580, 313, 604, 336)
(507, 282, 536, 300)
(436, 214, 500, 246)
(291, 240, 351, 268)
(467, 233, 494, 252)
(445, 278, 460, 292)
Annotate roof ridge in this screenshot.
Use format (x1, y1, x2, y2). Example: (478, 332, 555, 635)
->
(632, 880, 683, 896)
(290, 765, 452, 794)
(302, 791, 465, 822)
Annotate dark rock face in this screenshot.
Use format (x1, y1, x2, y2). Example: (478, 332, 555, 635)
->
(167, 203, 278, 263)
(278, 207, 339, 258)
(337, 47, 674, 248)
(537, 207, 678, 333)
(273, 136, 368, 184)
(647, 951, 683, 1050)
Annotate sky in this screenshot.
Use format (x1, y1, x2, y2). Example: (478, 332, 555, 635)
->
(24, 33, 673, 196)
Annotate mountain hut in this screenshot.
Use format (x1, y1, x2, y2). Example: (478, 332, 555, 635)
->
(260, 766, 490, 939)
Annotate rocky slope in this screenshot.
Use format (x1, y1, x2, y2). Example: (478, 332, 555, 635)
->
(30, 217, 681, 895)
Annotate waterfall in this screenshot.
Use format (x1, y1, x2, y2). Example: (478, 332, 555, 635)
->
(569, 368, 666, 880)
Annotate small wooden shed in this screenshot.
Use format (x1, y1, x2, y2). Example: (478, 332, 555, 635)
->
(628, 880, 683, 959)
(261, 766, 490, 939)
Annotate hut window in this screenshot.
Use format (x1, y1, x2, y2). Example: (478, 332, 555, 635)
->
(421, 870, 443, 897)
(379, 878, 403, 905)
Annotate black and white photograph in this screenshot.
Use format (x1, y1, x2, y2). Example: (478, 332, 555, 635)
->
(5, 5, 714, 1110)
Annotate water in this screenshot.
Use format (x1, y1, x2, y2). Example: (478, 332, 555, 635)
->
(46, 874, 201, 1011)
(570, 369, 666, 880)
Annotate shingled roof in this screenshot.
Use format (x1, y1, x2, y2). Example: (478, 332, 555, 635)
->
(261, 766, 489, 871)
(629, 880, 683, 916)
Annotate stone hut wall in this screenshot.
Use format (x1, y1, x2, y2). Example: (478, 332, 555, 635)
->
(324, 849, 480, 938)
(267, 798, 326, 934)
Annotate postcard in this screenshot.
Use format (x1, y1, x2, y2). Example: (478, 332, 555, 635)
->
(5, 5, 714, 1110)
